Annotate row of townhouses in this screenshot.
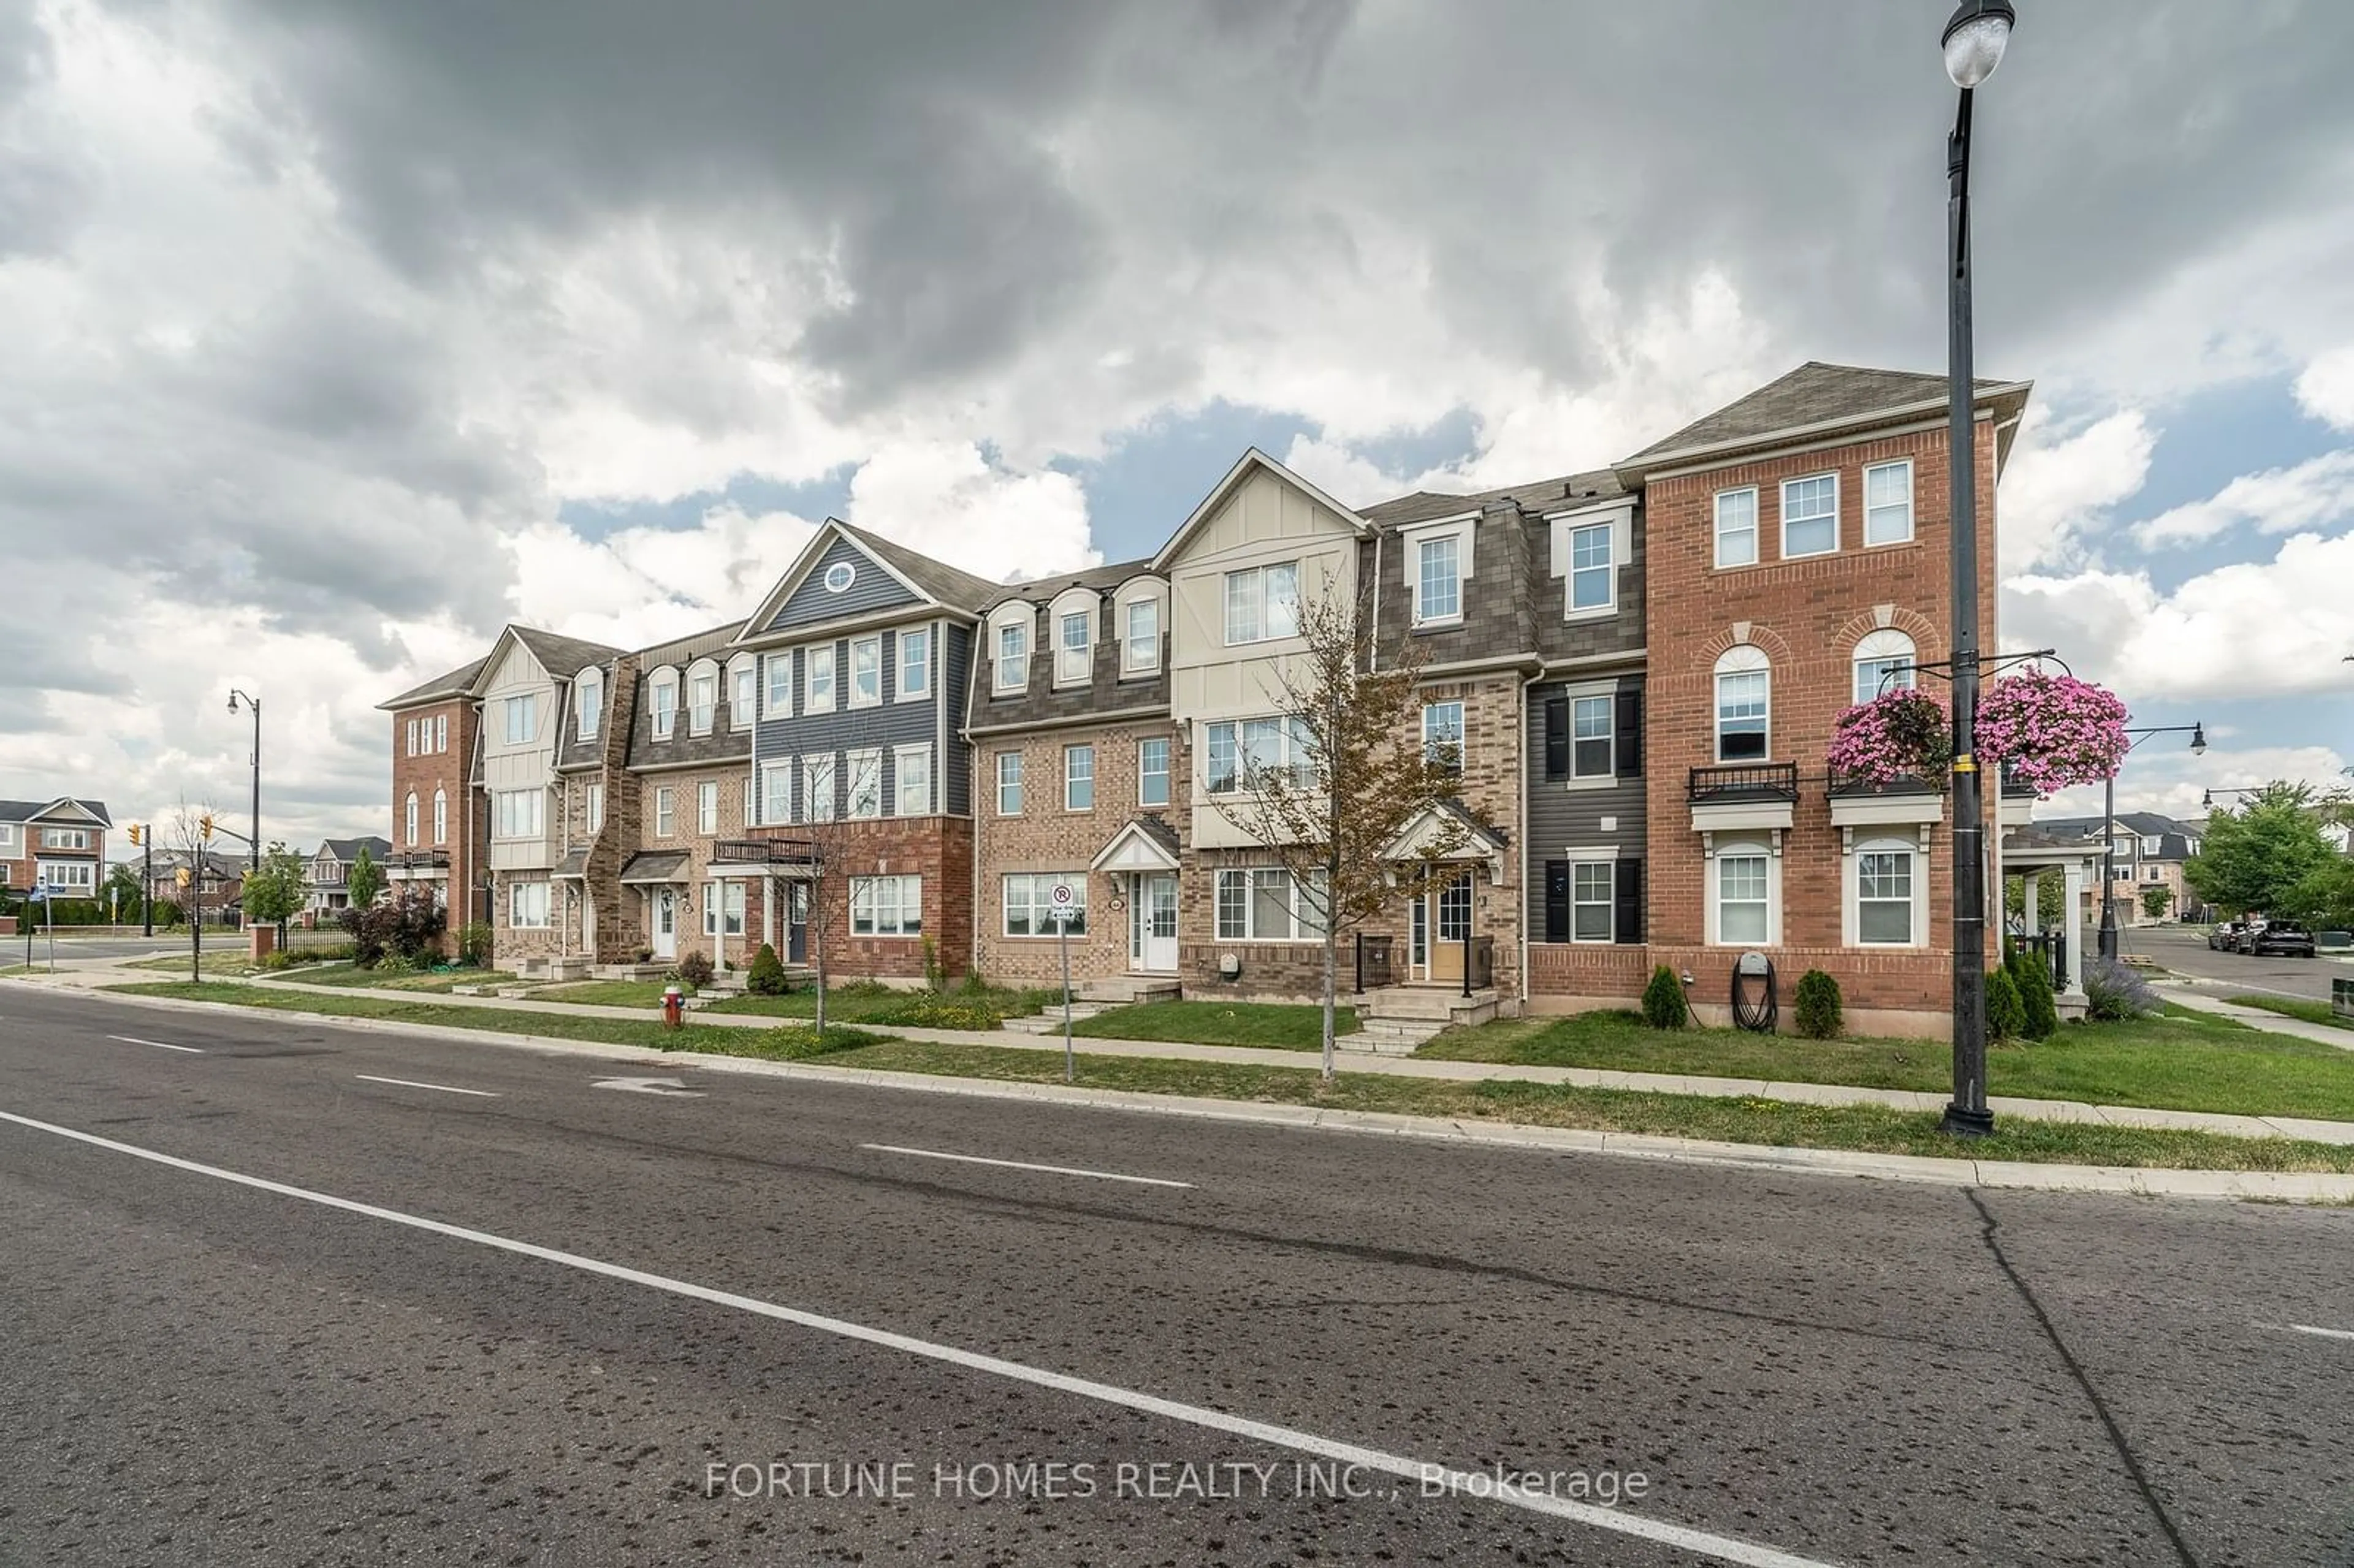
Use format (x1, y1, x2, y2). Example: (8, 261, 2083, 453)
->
(381, 362, 2036, 1037)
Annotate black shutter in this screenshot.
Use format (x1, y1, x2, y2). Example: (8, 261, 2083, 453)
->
(1544, 860, 1569, 943)
(1615, 688, 1644, 778)
(1614, 857, 1643, 944)
(1544, 696, 1569, 781)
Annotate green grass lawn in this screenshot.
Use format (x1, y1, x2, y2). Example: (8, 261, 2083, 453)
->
(268, 963, 516, 994)
(2227, 995, 2354, 1033)
(531, 979, 677, 1007)
(123, 952, 294, 980)
(1419, 1005, 2354, 1123)
(1070, 999, 1360, 1051)
(102, 981, 886, 1060)
(705, 983, 1059, 1030)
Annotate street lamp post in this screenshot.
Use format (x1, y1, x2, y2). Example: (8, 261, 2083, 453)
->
(227, 689, 262, 895)
(1938, 0, 2014, 1140)
(2100, 722, 2206, 961)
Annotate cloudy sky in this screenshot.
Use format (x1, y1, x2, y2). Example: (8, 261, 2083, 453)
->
(4, 0, 2352, 851)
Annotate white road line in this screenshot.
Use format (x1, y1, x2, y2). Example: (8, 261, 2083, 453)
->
(355, 1075, 499, 1098)
(859, 1143, 1194, 1189)
(2276, 1323, 2354, 1342)
(0, 1111, 1830, 1568)
(105, 1034, 203, 1054)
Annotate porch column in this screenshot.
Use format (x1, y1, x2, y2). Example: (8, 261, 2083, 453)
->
(762, 875, 776, 959)
(2061, 859, 2088, 995)
(2022, 871, 2041, 937)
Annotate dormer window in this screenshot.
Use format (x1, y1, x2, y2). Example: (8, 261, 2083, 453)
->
(1414, 536, 1461, 625)
(650, 676, 677, 740)
(728, 657, 755, 730)
(575, 670, 602, 742)
(994, 616, 1029, 693)
(688, 664, 718, 736)
(1056, 609, 1092, 687)
(1123, 598, 1159, 674)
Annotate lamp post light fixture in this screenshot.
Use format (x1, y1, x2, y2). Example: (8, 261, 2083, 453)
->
(1938, 0, 2014, 1141)
(2201, 786, 2261, 811)
(226, 688, 262, 894)
(2100, 721, 2205, 962)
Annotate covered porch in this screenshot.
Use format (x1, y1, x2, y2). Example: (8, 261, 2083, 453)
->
(1999, 826, 2098, 1009)
(710, 836, 820, 969)
(1090, 816, 1183, 980)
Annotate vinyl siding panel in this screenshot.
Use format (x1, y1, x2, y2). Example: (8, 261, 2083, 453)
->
(1524, 674, 1647, 939)
(765, 537, 921, 631)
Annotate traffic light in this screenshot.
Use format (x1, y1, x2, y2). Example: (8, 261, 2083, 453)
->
(128, 824, 143, 847)
(175, 867, 191, 889)
(200, 813, 215, 841)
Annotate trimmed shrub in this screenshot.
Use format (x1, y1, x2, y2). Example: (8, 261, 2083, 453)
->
(1640, 964, 1688, 1029)
(2084, 956, 2160, 1021)
(340, 888, 446, 969)
(746, 943, 788, 997)
(1792, 969, 1844, 1039)
(677, 950, 716, 989)
(1986, 966, 2027, 1041)
(2009, 948, 2059, 1040)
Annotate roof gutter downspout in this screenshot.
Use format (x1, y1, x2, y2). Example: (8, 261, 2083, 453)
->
(1368, 528, 1383, 673)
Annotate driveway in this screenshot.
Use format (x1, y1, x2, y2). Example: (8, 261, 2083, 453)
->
(2124, 924, 2346, 1003)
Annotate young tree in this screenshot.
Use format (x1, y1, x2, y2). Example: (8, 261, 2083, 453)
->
(102, 862, 144, 926)
(346, 846, 386, 912)
(2138, 885, 2173, 921)
(2184, 782, 2338, 916)
(1206, 593, 1475, 1081)
(242, 841, 308, 942)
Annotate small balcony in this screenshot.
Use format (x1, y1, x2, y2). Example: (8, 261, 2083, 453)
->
(712, 836, 822, 868)
(1687, 762, 1800, 806)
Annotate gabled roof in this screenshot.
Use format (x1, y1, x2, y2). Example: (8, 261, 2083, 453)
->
(635, 618, 748, 672)
(1089, 815, 1183, 872)
(378, 656, 489, 711)
(1615, 362, 2033, 476)
(0, 797, 113, 828)
(315, 835, 392, 862)
(460, 624, 626, 697)
(1148, 448, 1372, 574)
(733, 520, 999, 645)
(1361, 467, 1627, 529)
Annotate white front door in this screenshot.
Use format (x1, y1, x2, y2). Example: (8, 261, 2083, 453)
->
(652, 889, 677, 959)
(1130, 873, 1178, 973)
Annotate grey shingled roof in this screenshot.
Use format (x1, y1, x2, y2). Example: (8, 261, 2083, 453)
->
(618, 850, 692, 885)
(512, 625, 627, 680)
(1619, 362, 2016, 466)
(633, 618, 746, 670)
(0, 797, 113, 828)
(836, 521, 1004, 612)
(316, 835, 392, 862)
(1360, 468, 1626, 529)
(980, 555, 1156, 614)
(379, 657, 488, 710)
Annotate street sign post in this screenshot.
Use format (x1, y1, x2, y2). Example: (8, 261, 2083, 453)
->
(22, 883, 41, 970)
(1049, 881, 1078, 1083)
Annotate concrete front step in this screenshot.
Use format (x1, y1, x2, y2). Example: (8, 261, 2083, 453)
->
(1078, 975, 1181, 1005)
(1001, 1002, 1118, 1033)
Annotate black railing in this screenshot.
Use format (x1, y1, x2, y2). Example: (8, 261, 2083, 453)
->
(1461, 935, 1495, 997)
(1998, 761, 2037, 799)
(1827, 768, 1944, 797)
(1688, 762, 1800, 805)
(2013, 931, 2067, 991)
(1354, 932, 1393, 992)
(714, 836, 821, 866)
(386, 850, 449, 872)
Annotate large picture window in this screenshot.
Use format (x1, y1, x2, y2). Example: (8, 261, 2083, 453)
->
(493, 789, 544, 840)
(1414, 535, 1461, 624)
(1216, 867, 1327, 941)
(1223, 561, 1300, 644)
(852, 875, 923, 937)
(1205, 717, 1314, 794)
(1003, 872, 1085, 937)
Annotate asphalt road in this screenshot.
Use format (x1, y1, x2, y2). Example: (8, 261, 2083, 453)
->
(2, 988, 2350, 1566)
(2125, 925, 2348, 1003)
(13, 934, 201, 961)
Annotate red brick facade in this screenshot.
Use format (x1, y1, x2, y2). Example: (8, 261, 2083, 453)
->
(387, 696, 483, 952)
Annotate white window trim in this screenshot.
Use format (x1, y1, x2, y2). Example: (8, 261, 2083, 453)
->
(847, 634, 883, 710)
(1863, 459, 1916, 547)
(763, 652, 794, 720)
(1054, 606, 1093, 689)
(803, 755, 837, 823)
(405, 793, 419, 847)
(652, 786, 674, 839)
(1569, 859, 1617, 945)
(505, 693, 539, 747)
(1779, 471, 1840, 560)
(1119, 593, 1162, 676)
(893, 744, 932, 818)
(586, 781, 605, 835)
(508, 880, 550, 929)
(1064, 743, 1095, 812)
(433, 788, 448, 846)
(1137, 736, 1171, 808)
(995, 751, 1023, 816)
(1852, 628, 1920, 706)
(686, 661, 720, 737)
(896, 627, 930, 704)
(1222, 560, 1303, 646)
(844, 747, 883, 820)
(758, 759, 793, 827)
(1713, 644, 1772, 763)
(575, 671, 602, 742)
(992, 612, 1031, 695)
(1214, 866, 1328, 942)
(1422, 700, 1465, 772)
(1714, 487, 1760, 569)
(805, 644, 837, 715)
(1707, 835, 1781, 948)
(728, 656, 756, 731)
(1845, 834, 1929, 949)
(1405, 520, 1472, 628)
(649, 677, 677, 741)
(851, 874, 924, 938)
(1002, 871, 1086, 938)
(1204, 716, 1312, 796)
(697, 779, 720, 835)
(1567, 685, 1616, 785)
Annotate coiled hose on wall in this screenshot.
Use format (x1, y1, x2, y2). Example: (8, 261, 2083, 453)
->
(1731, 954, 1778, 1033)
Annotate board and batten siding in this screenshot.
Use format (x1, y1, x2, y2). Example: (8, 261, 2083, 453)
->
(1524, 674, 1647, 943)
(763, 536, 921, 632)
(943, 624, 973, 816)
(481, 637, 559, 872)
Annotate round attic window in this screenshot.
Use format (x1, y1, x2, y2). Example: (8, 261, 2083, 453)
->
(823, 561, 857, 593)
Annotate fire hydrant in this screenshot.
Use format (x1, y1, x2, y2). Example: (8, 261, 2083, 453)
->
(661, 984, 685, 1029)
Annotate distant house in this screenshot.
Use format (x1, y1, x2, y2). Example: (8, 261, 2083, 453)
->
(143, 847, 250, 924)
(308, 835, 394, 917)
(2032, 812, 2204, 923)
(0, 797, 113, 904)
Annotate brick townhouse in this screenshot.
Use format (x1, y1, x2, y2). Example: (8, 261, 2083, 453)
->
(2034, 811, 2203, 925)
(0, 797, 111, 903)
(305, 835, 391, 919)
(377, 655, 490, 949)
(385, 361, 2035, 1033)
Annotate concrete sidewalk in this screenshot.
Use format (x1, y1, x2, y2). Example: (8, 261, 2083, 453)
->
(25, 961, 2354, 1147)
(2154, 984, 2354, 1051)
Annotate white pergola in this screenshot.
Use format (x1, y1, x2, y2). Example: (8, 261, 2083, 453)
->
(1999, 827, 2101, 1001)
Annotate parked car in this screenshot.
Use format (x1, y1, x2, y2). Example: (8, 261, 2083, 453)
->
(2250, 922, 2317, 958)
(2230, 921, 2267, 954)
(2209, 921, 2246, 951)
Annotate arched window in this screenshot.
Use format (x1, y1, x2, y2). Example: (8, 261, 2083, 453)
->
(432, 788, 448, 846)
(649, 668, 679, 740)
(1852, 629, 1918, 706)
(687, 658, 720, 736)
(1713, 645, 1770, 762)
(404, 791, 419, 847)
(575, 667, 603, 741)
(726, 655, 756, 730)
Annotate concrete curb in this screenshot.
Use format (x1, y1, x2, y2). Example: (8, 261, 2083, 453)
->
(31, 984, 2354, 1205)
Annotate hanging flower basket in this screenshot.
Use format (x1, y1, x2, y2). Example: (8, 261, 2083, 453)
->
(1827, 689, 1953, 788)
(1975, 668, 2130, 796)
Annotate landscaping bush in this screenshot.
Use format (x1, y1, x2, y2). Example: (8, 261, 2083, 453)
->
(2084, 956, 2160, 1022)
(456, 921, 494, 968)
(2008, 946, 2059, 1040)
(921, 934, 943, 991)
(745, 943, 788, 996)
(1640, 964, 1688, 1029)
(1792, 969, 1843, 1039)
(677, 950, 715, 989)
(340, 888, 446, 969)
(1986, 966, 2027, 1041)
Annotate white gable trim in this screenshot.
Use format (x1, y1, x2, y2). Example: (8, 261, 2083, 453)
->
(730, 521, 940, 647)
(1089, 820, 1182, 873)
(1148, 447, 1372, 573)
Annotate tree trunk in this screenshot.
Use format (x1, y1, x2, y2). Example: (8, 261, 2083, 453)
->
(1320, 926, 1337, 1083)
(813, 904, 827, 1041)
